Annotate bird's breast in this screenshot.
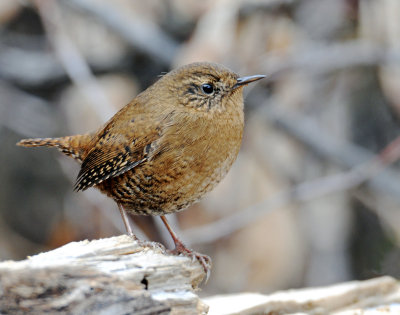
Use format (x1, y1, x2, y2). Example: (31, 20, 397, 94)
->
(149, 109, 244, 210)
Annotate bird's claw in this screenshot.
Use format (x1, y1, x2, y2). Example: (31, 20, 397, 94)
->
(170, 245, 212, 283)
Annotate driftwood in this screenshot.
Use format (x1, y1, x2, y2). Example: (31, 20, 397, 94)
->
(0, 235, 208, 315)
(1, 235, 399, 314)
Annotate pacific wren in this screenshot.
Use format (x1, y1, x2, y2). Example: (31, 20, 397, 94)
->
(17, 62, 265, 278)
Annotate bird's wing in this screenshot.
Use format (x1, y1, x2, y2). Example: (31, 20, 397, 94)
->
(73, 111, 161, 192)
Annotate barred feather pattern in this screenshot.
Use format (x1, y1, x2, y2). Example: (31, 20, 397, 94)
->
(74, 154, 146, 191)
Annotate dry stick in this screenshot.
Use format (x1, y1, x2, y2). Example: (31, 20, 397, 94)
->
(0, 81, 56, 136)
(260, 41, 391, 78)
(0, 43, 122, 87)
(34, 0, 115, 122)
(183, 117, 400, 245)
(0, 45, 65, 86)
(63, 0, 178, 64)
(239, 0, 298, 17)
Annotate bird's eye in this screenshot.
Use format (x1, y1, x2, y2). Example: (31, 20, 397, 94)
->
(201, 83, 214, 94)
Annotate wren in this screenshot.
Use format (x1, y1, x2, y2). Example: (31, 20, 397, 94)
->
(17, 62, 265, 279)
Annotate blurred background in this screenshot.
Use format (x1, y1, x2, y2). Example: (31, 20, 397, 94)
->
(1, 0, 400, 296)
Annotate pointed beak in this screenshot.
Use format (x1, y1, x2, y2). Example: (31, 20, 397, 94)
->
(233, 74, 266, 89)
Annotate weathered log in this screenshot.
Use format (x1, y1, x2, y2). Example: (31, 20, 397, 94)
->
(0, 235, 208, 315)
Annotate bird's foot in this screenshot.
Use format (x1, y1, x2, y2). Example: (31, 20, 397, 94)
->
(170, 240, 212, 283)
(158, 215, 211, 282)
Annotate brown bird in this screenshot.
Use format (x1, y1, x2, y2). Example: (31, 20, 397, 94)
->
(17, 62, 265, 278)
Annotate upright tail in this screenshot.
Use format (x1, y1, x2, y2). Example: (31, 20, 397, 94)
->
(17, 135, 92, 162)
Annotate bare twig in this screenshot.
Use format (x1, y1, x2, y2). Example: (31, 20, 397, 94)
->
(0, 236, 207, 313)
(34, 0, 115, 123)
(260, 41, 400, 79)
(0, 81, 56, 136)
(0, 44, 64, 86)
(239, 0, 298, 17)
(63, 0, 178, 64)
(0, 43, 121, 87)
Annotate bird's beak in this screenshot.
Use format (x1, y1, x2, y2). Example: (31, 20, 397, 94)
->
(233, 74, 266, 89)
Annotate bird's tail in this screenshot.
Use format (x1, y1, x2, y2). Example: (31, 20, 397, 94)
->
(17, 135, 92, 162)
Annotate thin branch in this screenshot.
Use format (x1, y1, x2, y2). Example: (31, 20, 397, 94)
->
(260, 41, 400, 79)
(0, 81, 56, 137)
(239, 0, 298, 17)
(63, 0, 178, 65)
(34, 0, 115, 123)
(0, 43, 121, 87)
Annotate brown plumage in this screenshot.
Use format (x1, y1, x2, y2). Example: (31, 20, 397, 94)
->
(17, 62, 265, 280)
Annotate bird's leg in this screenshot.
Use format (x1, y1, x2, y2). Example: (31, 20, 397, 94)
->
(117, 203, 136, 239)
(117, 203, 166, 252)
(160, 215, 211, 281)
